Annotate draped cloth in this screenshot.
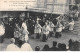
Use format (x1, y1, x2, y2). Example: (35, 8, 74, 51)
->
(34, 24, 42, 34)
(6, 44, 20, 51)
(68, 21, 74, 31)
(0, 24, 5, 36)
(20, 22, 29, 42)
(21, 43, 33, 51)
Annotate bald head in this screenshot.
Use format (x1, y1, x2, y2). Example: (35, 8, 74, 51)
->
(11, 38, 15, 43)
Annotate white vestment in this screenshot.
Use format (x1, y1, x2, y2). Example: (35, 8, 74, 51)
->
(21, 43, 33, 51)
(56, 23, 63, 32)
(49, 22, 54, 31)
(21, 22, 29, 42)
(34, 24, 42, 33)
(6, 44, 20, 51)
(0, 24, 5, 36)
(42, 25, 50, 35)
(68, 21, 74, 31)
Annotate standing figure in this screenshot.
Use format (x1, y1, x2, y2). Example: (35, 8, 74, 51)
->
(68, 18, 74, 31)
(15, 12, 29, 47)
(41, 22, 50, 42)
(55, 21, 63, 38)
(48, 21, 55, 37)
(6, 38, 20, 51)
(0, 19, 5, 43)
(50, 41, 58, 51)
(14, 24, 21, 45)
(21, 40, 33, 51)
(74, 10, 79, 21)
(34, 21, 42, 39)
(20, 20, 29, 43)
(15, 20, 29, 47)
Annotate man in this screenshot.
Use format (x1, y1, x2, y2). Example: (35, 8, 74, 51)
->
(7, 16, 15, 38)
(34, 21, 42, 39)
(0, 19, 5, 43)
(6, 38, 20, 51)
(55, 21, 63, 38)
(41, 22, 50, 42)
(68, 18, 74, 31)
(74, 10, 79, 21)
(52, 18, 58, 26)
(35, 46, 40, 51)
(21, 20, 29, 42)
(14, 13, 29, 47)
(14, 24, 21, 45)
(19, 20, 29, 47)
(42, 44, 50, 51)
(21, 41, 33, 51)
(0, 20, 5, 36)
(39, 17, 45, 27)
(50, 41, 58, 51)
(48, 21, 55, 37)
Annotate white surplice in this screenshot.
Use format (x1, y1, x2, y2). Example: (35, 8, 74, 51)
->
(6, 44, 20, 51)
(0, 24, 5, 36)
(21, 43, 33, 51)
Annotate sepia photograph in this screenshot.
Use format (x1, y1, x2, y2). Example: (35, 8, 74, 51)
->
(0, 0, 80, 51)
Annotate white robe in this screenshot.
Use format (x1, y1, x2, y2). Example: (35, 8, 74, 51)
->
(21, 43, 33, 51)
(56, 23, 63, 32)
(34, 24, 42, 33)
(75, 11, 79, 17)
(49, 22, 54, 32)
(6, 44, 20, 51)
(68, 21, 74, 31)
(21, 22, 29, 42)
(14, 31, 21, 38)
(0, 24, 5, 36)
(42, 25, 50, 35)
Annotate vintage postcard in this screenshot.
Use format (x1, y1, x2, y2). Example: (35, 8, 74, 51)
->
(0, 0, 80, 51)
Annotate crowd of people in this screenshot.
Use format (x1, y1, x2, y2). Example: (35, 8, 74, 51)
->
(35, 39, 80, 51)
(6, 38, 33, 51)
(5, 38, 80, 51)
(0, 7, 79, 51)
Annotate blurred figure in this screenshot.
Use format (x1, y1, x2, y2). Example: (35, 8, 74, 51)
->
(74, 10, 79, 21)
(52, 18, 58, 26)
(69, 13, 74, 21)
(42, 44, 50, 51)
(39, 17, 45, 27)
(34, 21, 42, 39)
(41, 22, 50, 42)
(73, 41, 79, 51)
(61, 44, 67, 51)
(57, 43, 67, 51)
(18, 20, 29, 47)
(57, 43, 62, 51)
(68, 18, 74, 31)
(69, 39, 73, 50)
(6, 38, 20, 51)
(35, 46, 40, 51)
(48, 21, 55, 37)
(21, 20, 29, 42)
(15, 13, 29, 47)
(14, 24, 21, 45)
(60, 15, 66, 30)
(70, 40, 79, 51)
(50, 41, 58, 51)
(21, 41, 33, 51)
(0, 19, 5, 43)
(55, 21, 63, 38)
